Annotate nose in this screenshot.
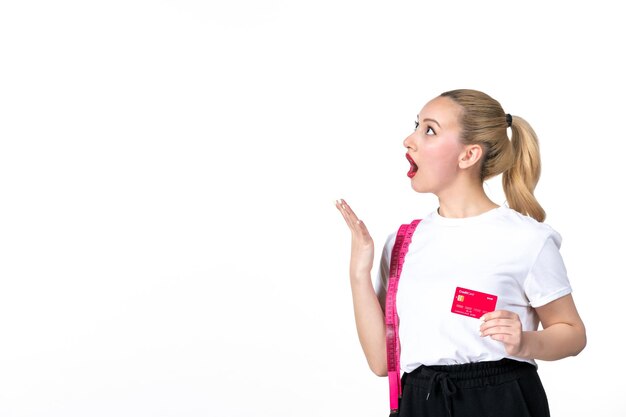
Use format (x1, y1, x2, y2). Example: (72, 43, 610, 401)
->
(403, 132, 416, 151)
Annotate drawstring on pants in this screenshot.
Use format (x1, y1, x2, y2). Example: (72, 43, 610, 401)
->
(425, 371, 457, 417)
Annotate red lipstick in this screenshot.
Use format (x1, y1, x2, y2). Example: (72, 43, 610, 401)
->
(406, 153, 418, 178)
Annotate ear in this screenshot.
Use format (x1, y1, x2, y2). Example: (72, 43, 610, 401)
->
(458, 144, 483, 170)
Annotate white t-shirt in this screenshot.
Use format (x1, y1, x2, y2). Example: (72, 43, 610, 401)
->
(374, 206, 572, 372)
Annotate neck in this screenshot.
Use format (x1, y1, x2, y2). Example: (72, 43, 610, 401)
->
(436, 178, 499, 218)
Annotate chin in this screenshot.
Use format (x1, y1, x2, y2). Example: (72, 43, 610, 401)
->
(409, 179, 430, 194)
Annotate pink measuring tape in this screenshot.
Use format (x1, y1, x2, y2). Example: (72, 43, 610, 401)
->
(385, 219, 421, 415)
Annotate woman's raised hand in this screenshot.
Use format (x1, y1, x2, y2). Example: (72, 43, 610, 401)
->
(335, 199, 375, 279)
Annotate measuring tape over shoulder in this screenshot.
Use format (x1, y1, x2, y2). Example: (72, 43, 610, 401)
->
(385, 219, 421, 415)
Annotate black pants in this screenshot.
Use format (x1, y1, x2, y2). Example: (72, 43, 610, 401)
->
(398, 359, 550, 417)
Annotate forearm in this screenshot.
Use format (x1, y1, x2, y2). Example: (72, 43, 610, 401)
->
(350, 274, 388, 376)
(520, 322, 587, 361)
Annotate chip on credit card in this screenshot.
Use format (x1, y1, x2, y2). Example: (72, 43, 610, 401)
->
(451, 287, 498, 319)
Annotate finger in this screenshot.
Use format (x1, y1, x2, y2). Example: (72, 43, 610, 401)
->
(335, 199, 353, 221)
(489, 333, 510, 343)
(480, 324, 514, 335)
(339, 199, 360, 220)
(481, 316, 521, 334)
(489, 332, 522, 353)
(336, 199, 366, 232)
(335, 199, 354, 218)
(481, 319, 522, 338)
(336, 199, 360, 231)
(480, 318, 515, 331)
(480, 310, 516, 322)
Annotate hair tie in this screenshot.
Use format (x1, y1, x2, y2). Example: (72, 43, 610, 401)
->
(505, 114, 512, 127)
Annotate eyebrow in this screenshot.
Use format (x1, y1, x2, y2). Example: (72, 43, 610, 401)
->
(422, 118, 441, 128)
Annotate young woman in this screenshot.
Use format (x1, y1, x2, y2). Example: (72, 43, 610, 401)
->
(336, 89, 586, 417)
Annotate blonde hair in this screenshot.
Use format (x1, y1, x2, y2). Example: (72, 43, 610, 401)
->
(440, 89, 546, 222)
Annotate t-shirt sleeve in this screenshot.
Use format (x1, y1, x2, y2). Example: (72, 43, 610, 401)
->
(524, 230, 573, 308)
(374, 232, 396, 310)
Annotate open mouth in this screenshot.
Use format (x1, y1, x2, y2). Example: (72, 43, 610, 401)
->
(406, 153, 418, 178)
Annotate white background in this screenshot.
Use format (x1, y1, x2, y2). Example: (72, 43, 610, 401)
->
(0, 1, 624, 416)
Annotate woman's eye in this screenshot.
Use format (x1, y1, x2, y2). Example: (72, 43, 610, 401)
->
(426, 126, 435, 135)
(414, 120, 419, 130)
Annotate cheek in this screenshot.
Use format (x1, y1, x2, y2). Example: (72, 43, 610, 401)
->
(423, 141, 461, 174)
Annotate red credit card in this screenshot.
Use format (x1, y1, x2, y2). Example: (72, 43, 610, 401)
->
(451, 287, 498, 319)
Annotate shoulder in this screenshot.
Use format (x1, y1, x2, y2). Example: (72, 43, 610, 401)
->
(496, 206, 562, 248)
(381, 217, 425, 254)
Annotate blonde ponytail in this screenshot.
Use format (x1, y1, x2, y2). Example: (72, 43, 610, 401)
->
(502, 116, 546, 222)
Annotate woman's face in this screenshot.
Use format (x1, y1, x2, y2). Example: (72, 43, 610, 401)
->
(403, 96, 467, 195)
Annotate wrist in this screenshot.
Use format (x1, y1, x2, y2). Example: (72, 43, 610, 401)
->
(518, 331, 541, 359)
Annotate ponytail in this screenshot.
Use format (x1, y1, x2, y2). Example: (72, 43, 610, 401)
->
(502, 116, 546, 222)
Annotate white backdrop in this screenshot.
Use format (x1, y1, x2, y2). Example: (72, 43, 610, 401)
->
(1, 1, 624, 416)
